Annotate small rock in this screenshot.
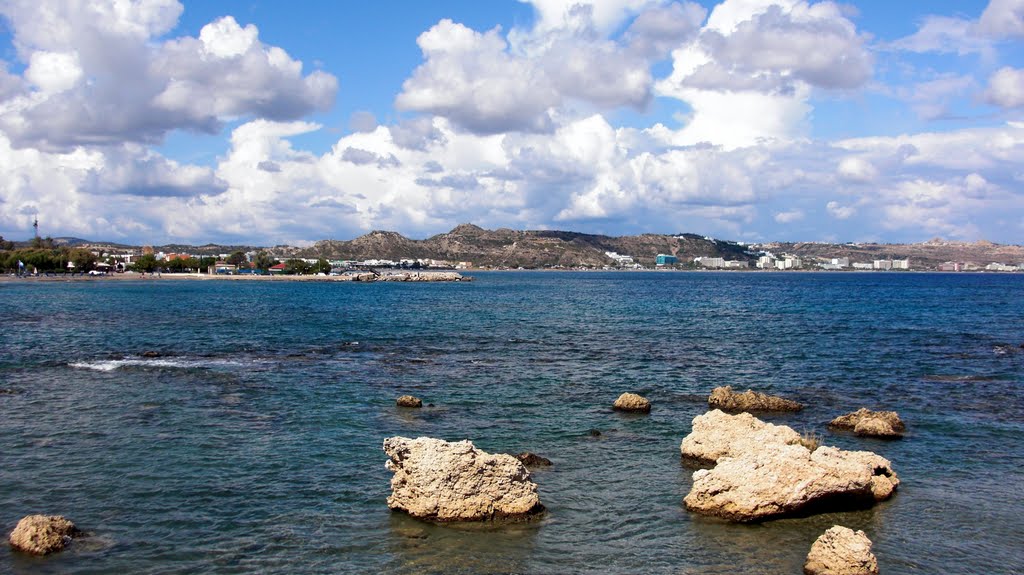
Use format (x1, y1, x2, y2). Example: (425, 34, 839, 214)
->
(613, 392, 651, 413)
(515, 452, 553, 466)
(708, 385, 803, 412)
(0, 388, 17, 395)
(140, 351, 161, 358)
(830, 408, 905, 439)
(8, 515, 80, 555)
(396, 395, 423, 408)
(426, 403, 435, 408)
(383, 436, 544, 521)
(804, 525, 879, 575)
(588, 429, 602, 437)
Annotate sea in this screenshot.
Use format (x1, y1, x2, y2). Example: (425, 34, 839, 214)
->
(1, 271, 1022, 574)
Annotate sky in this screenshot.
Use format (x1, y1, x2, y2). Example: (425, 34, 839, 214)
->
(0, 0, 1022, 246)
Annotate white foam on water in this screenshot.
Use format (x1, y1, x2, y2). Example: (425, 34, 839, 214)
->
(68, 357, 264, 371)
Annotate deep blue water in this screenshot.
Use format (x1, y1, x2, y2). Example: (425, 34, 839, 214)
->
(1, 272, 1022, 574)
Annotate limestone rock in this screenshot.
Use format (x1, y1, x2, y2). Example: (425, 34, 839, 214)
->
(515, 452, 552, 466)
(680, 409, 804, 465)
(804, 526, 879, 575)
(396, 395, 423, 408)
(8, 515, 80, 555)
(684, 444, 899, 522)
(830, 408, 905, 439)
(708, 385, 803, 412)
(383, 436, 544, 521)
(613, 392, 651, 413)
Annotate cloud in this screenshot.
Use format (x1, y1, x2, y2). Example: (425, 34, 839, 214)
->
(395, 4, 704, 135)
(349, 111, 378, 133)
(837, 156, 878, 183)
(773, 209, 804, 223)
(985, 67, 1024, 108)
(826, 201, 856, 219)
(977, 0, 1024, 39)
(0, 2, 337, 149)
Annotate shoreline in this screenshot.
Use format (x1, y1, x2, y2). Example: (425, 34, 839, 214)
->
(0, 271, 472, 283)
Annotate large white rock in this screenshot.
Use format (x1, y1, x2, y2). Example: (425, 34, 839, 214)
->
(680, 409, 804, 464)
(383, 436, 544, 521)
(804, 525, 879, 575)
(684, 443, 899, 522)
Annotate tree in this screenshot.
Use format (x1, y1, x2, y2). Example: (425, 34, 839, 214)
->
(70, 249, 97, 271)
(284, 258, 311, 275)
(0, 235, 12, 251)
(316, 258, 330, 274)
(253, 251, 276, 272)
(227, 250, 247, 267)
(133, 253, 158, 273)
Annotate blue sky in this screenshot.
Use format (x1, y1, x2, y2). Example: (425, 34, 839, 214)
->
(0, 0, 1022, 245)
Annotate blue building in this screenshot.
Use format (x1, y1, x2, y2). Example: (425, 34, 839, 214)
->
(656, 254, 678, 266)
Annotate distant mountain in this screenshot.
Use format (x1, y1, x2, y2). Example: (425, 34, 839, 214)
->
(290, 223, 750, 267)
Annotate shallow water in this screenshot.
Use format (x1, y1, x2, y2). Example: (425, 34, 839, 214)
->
(1, 272, 1022, 574)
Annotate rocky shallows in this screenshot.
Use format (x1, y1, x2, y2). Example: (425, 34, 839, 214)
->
(804, 526, 879, 575)
(8, 515, 80, 555)
(680, 411, 899, 522)
(830, 408, 905, 439)
(612, 392, 651, 413)
(708, 385, 803, 412)
(383, 436, 544, 522)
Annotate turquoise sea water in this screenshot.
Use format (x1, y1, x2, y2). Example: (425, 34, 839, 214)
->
(1, 272, 1022, 574)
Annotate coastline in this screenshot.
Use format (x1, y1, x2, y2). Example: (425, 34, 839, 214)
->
(0, 271, 471, 283)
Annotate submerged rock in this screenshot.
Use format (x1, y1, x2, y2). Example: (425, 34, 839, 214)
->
(140, 351, 162, 358)
(708, 385, 803, 412)
(804, 526, 879, 575)
(830, 408, 905, 439)
(396, 395, 423, 408)
(8, 515, 80, 555)
(613, 392, 651, 413)
(684, 443, 899, 522)
(383, 436, 544, 521)
(515, 452, 553, 467)
(680, 409, 804, 465)
(588, 429, 602, 437)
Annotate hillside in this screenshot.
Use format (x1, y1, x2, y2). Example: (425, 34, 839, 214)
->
(759, 239, 1024, 268)
(291, 224, 750, 267)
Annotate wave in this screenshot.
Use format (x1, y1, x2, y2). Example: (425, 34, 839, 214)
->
(69, 357, 266, 372)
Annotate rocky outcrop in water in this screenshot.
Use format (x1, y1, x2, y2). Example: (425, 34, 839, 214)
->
(684, 443, 899, 522)
(515, 452, 552, 466)
(804, 526, 879, 575)
(8, 515, 80, 555)
(383, 436, 544, 521)
(830, 408, 905, 439)
(680, 409, 804, 465)
(396, 395, 423, 408)
(613, 392, 651, 413)
(708, 386, 803, 412)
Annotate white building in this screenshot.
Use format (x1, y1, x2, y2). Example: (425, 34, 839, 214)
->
(757, 255, 776, 269)
(604, 251, 634, 265)
(892, 259, 910, 270)
(831, 257, 850, 267)
(873, 259, 893, 270)
(852, 262, 873, 270)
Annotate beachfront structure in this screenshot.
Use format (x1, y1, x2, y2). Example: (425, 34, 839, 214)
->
(605, 251, 635, 265)
(873, 259, 893, 270)
(208, 262, 237, 274)
(892, 259, 910, 270)
(985, 262, 1018, 271)
(656, 254, 678, 266)
(774, 255, 802, 270)
(695, 256, 749, 269)
(852, 262, 873, 270)
(757, 255, 776, 269)
(831, 257, 850, 267)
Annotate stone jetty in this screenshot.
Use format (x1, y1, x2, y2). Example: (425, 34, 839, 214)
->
(383, 436, 544, 521)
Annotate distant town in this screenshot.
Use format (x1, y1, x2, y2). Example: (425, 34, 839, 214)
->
(2, 223, 1023, 275)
